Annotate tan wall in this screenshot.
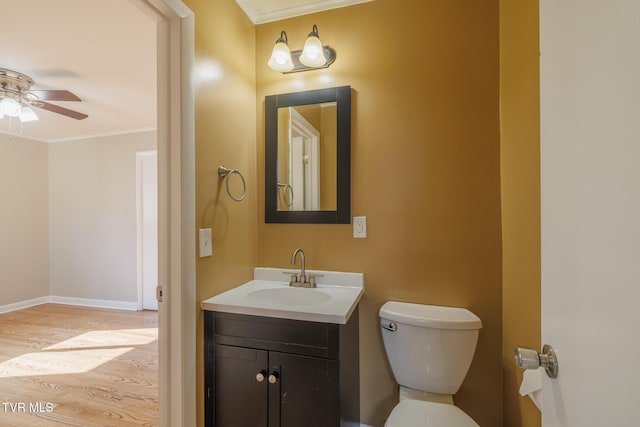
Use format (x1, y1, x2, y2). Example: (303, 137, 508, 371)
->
(499, 0, 542, 425)
(49, 131, 157, 303)
(183, 0, 257, 425)
(0, 135, 49, 307)
(256, 0, 502, 425)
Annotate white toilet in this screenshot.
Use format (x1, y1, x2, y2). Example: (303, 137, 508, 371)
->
(379, 301, 482, 427)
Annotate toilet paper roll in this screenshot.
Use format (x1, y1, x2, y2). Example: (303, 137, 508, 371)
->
(519, 367, 542, 411)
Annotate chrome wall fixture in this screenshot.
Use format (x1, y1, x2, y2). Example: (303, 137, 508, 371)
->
(268, 25, 336, 74)
(277, 182, 294, 208)
(218, 165, 247, 202)
(514, 344, 559, 378)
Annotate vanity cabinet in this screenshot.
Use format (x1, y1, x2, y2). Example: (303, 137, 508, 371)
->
(204, 308, 359, 427)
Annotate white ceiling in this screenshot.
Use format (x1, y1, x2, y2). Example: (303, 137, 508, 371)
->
(236, 0, 372, 24)
(0, 0, 369, 143)
(0, 0, 157, 143)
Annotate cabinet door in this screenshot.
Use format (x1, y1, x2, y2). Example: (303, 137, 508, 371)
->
(268, 351, 340, 427)
(214, 344, 268, 427)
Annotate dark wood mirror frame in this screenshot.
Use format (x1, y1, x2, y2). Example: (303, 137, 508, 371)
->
(265, 86, 351, 224)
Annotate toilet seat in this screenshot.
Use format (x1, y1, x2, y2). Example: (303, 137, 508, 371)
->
(385, 399, 479, 427)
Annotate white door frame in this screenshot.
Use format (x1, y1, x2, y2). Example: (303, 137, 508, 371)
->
(289, 107, 320, 210)
(133, 1, 195, 426)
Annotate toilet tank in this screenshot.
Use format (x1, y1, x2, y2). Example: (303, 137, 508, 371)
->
(380, 301, 482, 395)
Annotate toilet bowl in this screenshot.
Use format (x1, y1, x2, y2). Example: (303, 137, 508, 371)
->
(379, 301, 482, 427)
(385, 400, 478, 427)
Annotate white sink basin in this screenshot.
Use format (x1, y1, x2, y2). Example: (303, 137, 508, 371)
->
(247, 287, 332, 305)
(201, 267, 364, 324)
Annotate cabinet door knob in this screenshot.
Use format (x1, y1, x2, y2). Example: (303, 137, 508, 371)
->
(256, 371, 266, 382)
(268, 373, 279, 384)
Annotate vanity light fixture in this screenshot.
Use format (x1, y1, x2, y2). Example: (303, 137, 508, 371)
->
(268, 25, 336, 74)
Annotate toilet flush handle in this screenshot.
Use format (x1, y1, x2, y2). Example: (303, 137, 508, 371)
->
(381, 321, 397, 332)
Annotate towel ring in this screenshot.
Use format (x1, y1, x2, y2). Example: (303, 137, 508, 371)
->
(218, 165, 246, 202)
(277, 182, 294, 208)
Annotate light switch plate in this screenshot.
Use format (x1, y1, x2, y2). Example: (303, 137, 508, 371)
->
(353, 216, 367, 238)
(199, 228, 212, 257)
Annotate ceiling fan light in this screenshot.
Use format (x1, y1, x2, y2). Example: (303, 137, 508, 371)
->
(0, 97, 21, 117)
(20, 105, 39, 122)
(300, 25, 327, 68)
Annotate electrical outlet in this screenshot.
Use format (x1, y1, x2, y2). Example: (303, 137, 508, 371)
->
(199, 228, 212, 257)
(353, 216, 367, 238)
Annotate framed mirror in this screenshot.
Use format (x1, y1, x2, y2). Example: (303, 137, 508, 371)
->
(265, 86, 351, 223)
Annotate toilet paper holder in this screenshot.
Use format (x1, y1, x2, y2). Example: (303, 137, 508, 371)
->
(514, 344, 558, 379)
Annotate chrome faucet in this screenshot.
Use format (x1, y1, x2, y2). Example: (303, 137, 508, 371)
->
(289, 248, 315, 288)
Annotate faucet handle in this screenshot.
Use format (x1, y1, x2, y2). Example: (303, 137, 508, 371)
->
(283, 271, 299, 286)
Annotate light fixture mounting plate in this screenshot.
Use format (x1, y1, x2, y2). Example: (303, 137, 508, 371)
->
(283, 46, 336, 74)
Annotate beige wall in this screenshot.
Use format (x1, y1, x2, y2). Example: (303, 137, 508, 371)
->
(0, 135, 49, 307)
(500, 0, 542, 425)
(182, 0, 257, 425)
(48, 131, 157, 303)
(256, 0, 502, 425)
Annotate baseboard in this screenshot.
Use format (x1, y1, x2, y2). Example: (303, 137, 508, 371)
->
(0, 296, 139, 314)
(0, 296, 50, 314)
(49, 296, 138, 311)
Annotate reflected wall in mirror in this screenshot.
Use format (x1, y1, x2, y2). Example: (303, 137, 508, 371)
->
(265, 86, 350, 223)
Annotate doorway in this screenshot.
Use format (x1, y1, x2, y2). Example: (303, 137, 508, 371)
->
(134, 1, 196, 426)
(137, 150, 158, 311)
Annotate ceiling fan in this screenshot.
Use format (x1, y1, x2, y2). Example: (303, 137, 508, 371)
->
(0, 68, 88, 121)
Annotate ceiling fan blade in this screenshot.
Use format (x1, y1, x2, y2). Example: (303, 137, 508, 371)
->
(36, 101, 88, 120)
(28, 90, 81, 102)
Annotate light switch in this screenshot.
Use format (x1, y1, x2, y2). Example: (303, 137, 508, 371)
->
(353, 216, 367, 238)
(199, 228, 212, 257)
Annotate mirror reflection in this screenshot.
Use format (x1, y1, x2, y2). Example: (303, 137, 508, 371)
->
(265, 85, 350, 224)
(277, 103, 337, 211)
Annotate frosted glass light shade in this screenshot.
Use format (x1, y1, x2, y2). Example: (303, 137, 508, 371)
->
(0, 97, 21, 117)
(300, 35, 326, 67)
(268, 41, 294, 72)
(20, 105, 39, 122)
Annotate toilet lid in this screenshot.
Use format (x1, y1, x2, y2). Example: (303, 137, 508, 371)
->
(385, 400, 479, 427)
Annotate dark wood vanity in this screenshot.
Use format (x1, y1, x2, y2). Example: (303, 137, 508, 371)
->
(204, 308, 359, 427)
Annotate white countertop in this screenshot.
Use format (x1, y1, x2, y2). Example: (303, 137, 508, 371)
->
(201, 267, 364, 324)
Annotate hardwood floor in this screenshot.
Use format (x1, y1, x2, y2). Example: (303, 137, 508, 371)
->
(0, 304, 158, 426)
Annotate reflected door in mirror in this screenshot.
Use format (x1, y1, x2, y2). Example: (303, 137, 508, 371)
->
(277, 104, 337, 211)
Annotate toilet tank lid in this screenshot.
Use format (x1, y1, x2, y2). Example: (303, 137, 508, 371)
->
(379, 301, 482, 330)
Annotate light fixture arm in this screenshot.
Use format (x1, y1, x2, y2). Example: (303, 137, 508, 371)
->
(308, 24, 320, 38)
(277, 30, 288, 45)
